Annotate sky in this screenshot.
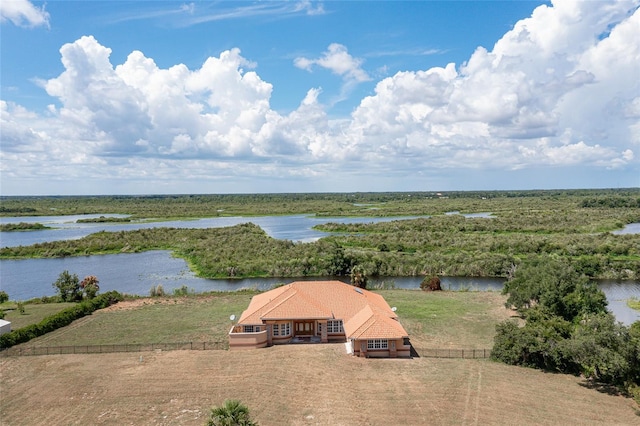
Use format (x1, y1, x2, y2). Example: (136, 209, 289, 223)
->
(1, 0, 639, 195)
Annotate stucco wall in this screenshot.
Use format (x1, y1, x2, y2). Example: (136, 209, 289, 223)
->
(228, 328, 268, 350)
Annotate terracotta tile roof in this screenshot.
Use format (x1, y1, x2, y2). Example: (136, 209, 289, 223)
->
(237, 280, 408, 340)
(345, 305, 409, 339)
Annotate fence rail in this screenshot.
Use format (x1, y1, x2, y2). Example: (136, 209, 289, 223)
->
(0, 341, 227, 357)
(414, 347, 492, 359)
(1, 342, 490, 359)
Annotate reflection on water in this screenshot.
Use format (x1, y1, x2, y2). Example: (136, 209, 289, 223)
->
(0, 214, 423, 247)
(612, 222, 640, 235)
(1, 250, 638, 325)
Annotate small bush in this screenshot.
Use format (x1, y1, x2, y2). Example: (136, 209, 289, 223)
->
(0, 291, 123, 349)
(0, 291, 9, 303)
(420, 275, 442, 291)
(150, 284, 165, 297)
(173, 285, 192, 297)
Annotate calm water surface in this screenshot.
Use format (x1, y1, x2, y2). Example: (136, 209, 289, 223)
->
(1, 215, 638, 325)
(0, 214, 420, 247)
(1, 250, 638, 325)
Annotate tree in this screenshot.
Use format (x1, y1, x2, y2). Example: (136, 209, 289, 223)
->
(207, 400, 257, 426)
(564, 313, 638, 385)
(350, 265, 367, 289)
(420, 275, 442, 291)
(0, 291, 8, 303)
(495, 255, 640, 400)
(492, 308, 575, 371)
(52, 270, 82, 302)
(503, 256, 607, 322)
(80, 275, 100, 299)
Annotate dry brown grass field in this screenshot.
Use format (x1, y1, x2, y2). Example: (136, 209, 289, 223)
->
(1, 291, 638, 425)
(1, 345, 639, 425)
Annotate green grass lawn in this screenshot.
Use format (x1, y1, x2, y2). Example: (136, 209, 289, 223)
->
(382, 289, 510, 349)
(2, 302, 77, 329)
(15, 289, 509, 350)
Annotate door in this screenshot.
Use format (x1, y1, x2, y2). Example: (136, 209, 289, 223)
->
(294, 321, 314, 336)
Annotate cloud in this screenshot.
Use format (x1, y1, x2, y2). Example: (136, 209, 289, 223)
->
(295, 43, 371, 83)
(0, 0, 49, 28)
(345, 0, 640, 171)
(168, 0, 325, 27)
(1, 0, 639, 193)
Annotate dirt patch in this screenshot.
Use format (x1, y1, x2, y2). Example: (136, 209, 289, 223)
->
(1, 345, 637, 425)
(101, 298, 182, 312)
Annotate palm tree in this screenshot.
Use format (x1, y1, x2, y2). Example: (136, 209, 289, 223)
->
(207, 399, 257, 426)
(350, 265, 368, 289)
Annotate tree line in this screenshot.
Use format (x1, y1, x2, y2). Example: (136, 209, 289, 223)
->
(2, 189, 638, 219)
(492, 256, 640, 404)
(1, 213, 639, 280)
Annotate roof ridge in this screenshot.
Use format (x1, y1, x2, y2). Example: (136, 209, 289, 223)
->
(238, 284, 293, 322)
(259, 288, 299, 318)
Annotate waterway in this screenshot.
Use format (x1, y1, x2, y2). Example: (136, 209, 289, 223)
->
(1, 250, 638, 325)
(1, 215, 638, 325)
(0, 214, 421, 246)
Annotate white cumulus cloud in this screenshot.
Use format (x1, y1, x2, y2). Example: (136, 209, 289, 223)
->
(295, 43, 371, 83)
(1, 0, 639, 194)
(0, 0, 49, 28)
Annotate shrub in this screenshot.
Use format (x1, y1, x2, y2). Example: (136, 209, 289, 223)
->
(150, 284, 165, 297)
(207, 399, 257, 426)
(173, 285, 191, 296)
(420, 275, 442, 291)
(0, 291, 9, 303)
(0, 291, 123, 349)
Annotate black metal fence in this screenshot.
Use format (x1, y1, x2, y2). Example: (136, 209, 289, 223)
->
(415, 347, 492, 359)
(0, 341, 227, 357)
(1, 342, 490, 359)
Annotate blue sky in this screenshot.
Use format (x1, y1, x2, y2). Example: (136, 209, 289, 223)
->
(1, 0, 639, 195)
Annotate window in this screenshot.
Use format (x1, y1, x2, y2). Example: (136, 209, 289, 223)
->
(367, 339, 388, 350)
(273, 323, 290, 337)
(282, 322, 290, 336)
(243, 325, 254, 333)
(326, 320, 344, 333)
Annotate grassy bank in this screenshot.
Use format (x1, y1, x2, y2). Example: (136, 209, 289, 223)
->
(12, 290, 510, 350)
(1, 302, 76, 329)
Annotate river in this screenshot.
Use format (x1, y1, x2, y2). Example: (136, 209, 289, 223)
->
(1, 215, 639, 325)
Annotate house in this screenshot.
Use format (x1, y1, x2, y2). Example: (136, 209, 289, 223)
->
(228, 280, 411, 358)
(0, 319, 11, 336)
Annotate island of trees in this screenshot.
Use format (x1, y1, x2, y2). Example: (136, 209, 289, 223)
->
(1, 189, 638, 281)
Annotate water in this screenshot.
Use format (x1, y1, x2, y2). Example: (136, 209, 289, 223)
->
(0, 214, 420, 247)
(1, 215, 639, 324)
(1, 250, 638, 325)
(612, 222, 640, 235)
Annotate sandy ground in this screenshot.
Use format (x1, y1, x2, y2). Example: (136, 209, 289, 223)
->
(1, 344, 638, 425)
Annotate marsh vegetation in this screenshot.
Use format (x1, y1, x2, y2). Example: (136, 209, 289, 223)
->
(2, 189, 639, 281)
